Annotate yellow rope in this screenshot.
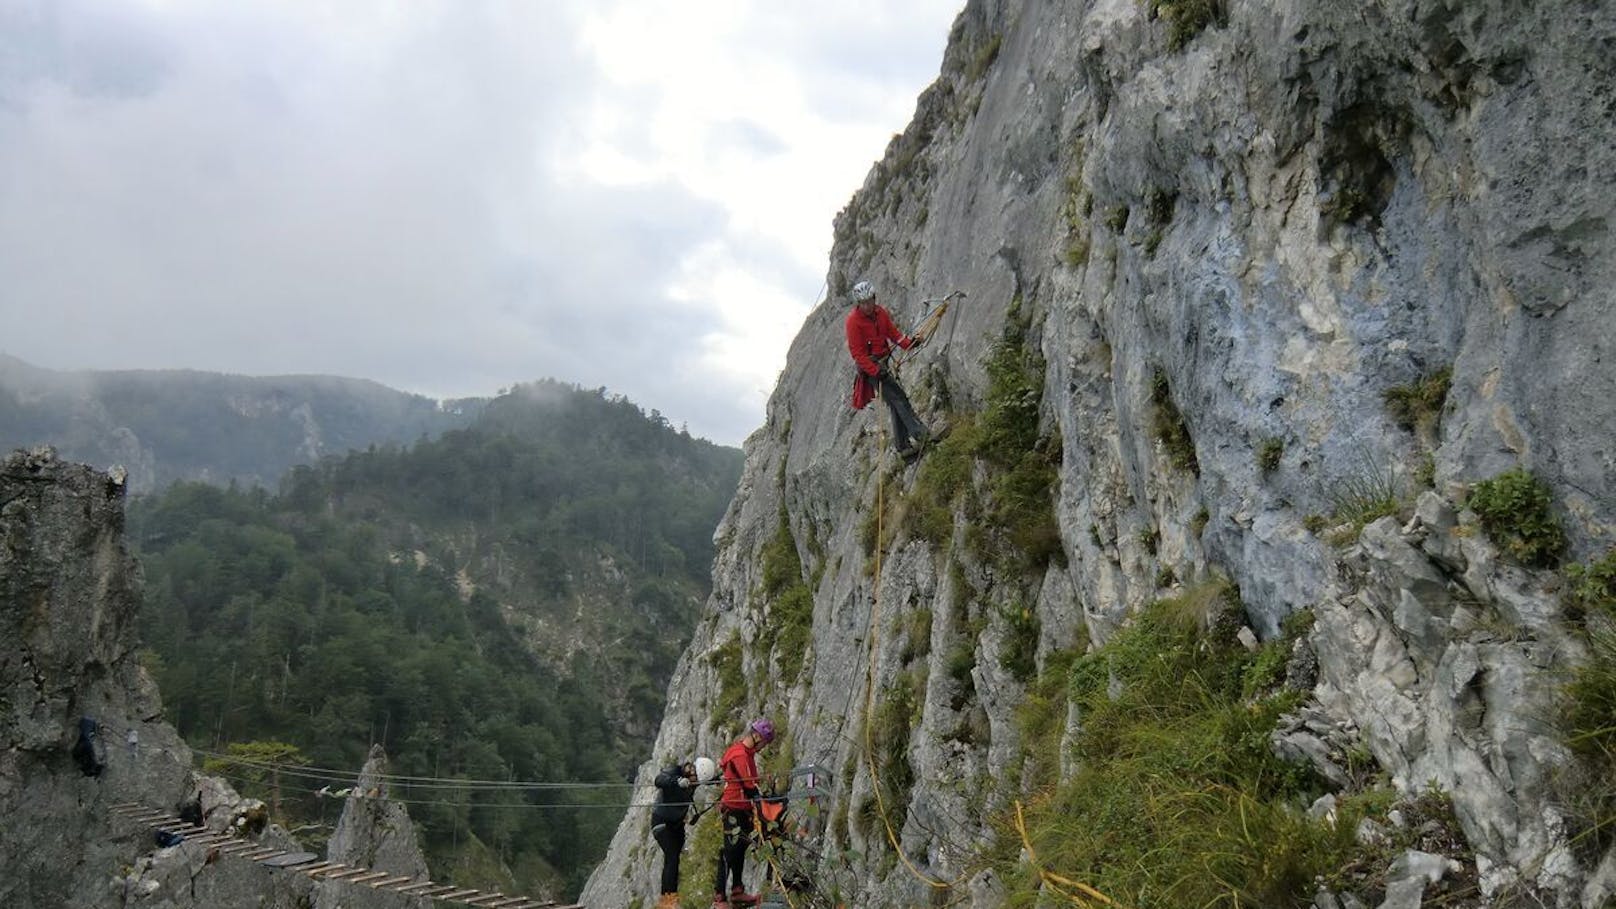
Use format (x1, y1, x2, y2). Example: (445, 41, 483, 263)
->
(1012, 801, 1122, 907)
(856, 321, 1116, 907)
(858, 408, 955, 893)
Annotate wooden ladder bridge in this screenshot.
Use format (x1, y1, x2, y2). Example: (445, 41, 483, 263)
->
(112, 802, 584, 909)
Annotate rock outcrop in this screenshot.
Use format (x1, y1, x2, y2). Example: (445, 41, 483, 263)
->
(584, 0, 1616, 906)
(1, 447, 194, 906)
(0, 448, 436, 908)
(326, 745, 432, 881)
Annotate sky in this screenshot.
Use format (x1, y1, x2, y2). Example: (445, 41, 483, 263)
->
(0, 0, 965, 446)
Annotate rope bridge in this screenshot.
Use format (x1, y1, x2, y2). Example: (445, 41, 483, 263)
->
(111, 802, 583, 909)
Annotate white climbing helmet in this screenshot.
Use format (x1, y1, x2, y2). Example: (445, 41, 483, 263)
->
(694, 756, 717, 782)
(851, 280, 876, 303)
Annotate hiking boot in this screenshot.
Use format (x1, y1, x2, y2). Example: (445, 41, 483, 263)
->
(656, 894, 679, 909)
(729, 887, 761, 905)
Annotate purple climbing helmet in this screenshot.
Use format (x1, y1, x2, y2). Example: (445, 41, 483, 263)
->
(749, 718, 775, 744)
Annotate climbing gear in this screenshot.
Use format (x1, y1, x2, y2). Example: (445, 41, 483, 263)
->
(749, 718, 775, 743)
(695, 756, 717, 782)
(892, 289, 967, 371)
(851, 280, 876, 302)
(73, 716, 106, 777)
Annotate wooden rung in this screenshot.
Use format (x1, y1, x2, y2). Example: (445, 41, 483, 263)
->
(220, 843, 261, 854)
(412, 884, 460, 897)
(393, 881, 443, 894)
(484, 898, 541, 908)
(323, 868, 372, 882)
(464, 895, 508, 906)
(246, 849, 284, 860)
(112, 801, 144, 809)
(348, 871, 391, 885)
(298, 862, 335, 876)
(436, 889, 483, 900)
(309, 864, 351, 877)
(371, 876, 417, 889)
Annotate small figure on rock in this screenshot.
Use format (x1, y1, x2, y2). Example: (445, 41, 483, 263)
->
(650, 754, 717, 909)
(845, 280, 937, 462)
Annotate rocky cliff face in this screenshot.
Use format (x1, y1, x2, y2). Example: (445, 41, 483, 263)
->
(0, 448, 437, 908)
(583, 0, 1615, 906)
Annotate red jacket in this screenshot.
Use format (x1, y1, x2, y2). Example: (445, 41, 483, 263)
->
(846, 304, 914, 409)
(718, 737, 761, 812)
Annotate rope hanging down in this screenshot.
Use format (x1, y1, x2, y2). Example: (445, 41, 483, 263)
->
(857, 396, 963, 894)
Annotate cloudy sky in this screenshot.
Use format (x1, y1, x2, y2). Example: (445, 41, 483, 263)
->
(0, 0, 963, 446)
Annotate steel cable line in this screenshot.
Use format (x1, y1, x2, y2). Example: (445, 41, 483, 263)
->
(192, 747, 641, 791)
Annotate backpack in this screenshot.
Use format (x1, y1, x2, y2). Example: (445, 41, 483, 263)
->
(71, 716, 106, 777)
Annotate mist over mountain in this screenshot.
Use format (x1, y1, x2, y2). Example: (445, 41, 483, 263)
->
(0, 353, 484, 492)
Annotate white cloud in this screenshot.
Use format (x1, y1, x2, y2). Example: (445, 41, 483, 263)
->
(0, 0, 963, 446)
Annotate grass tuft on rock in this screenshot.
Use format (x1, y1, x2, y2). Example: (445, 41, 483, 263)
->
(1383, 368, 1451, 434)
(1468, 468, 1566, 568)
(758, 505, 815, 682)
(1150, 369, 1199, 474)
(1148, 0, 1222, 50)
(994, 581, 1362, 908)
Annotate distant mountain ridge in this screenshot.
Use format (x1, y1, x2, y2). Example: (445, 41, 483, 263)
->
(0, 353, 484, 491)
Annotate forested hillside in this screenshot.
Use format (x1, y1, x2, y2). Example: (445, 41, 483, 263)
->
(128, 380, 744, 897)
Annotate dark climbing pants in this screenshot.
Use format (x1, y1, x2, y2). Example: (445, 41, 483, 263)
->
(714, 808, 754, 895)
(652, 821, 684, 894)
(876, 370, 927, 451)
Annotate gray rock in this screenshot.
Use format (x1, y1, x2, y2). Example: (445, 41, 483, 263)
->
(1583, 845, 1616, 909)
(585, 0, 1616, 904)
(326, 744, 430, 880)
(1377, 850, 1454, 909)
(0, 450, 436, 908)
(1308, 793, 1339, 823)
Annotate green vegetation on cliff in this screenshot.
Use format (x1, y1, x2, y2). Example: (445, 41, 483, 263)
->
(996, 583, 1361, 908)
(131, 381, 743, 897)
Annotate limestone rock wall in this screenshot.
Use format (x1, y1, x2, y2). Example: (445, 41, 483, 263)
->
(583, 0, 1615, 906)
(0, 448, 435, 909)
(1, 447, 195, 907)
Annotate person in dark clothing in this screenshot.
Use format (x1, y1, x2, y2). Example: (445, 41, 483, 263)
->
(651, 755, 716, 909)
(845, 280, 933, 460)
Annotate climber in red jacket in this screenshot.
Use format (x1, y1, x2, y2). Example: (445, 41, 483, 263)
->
(845, 280, 933, 460)
(712, 718, 775, 907)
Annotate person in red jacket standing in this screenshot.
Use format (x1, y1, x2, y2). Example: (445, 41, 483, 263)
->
(845, 280, 933, 461)
(712, 718, 775, 907)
